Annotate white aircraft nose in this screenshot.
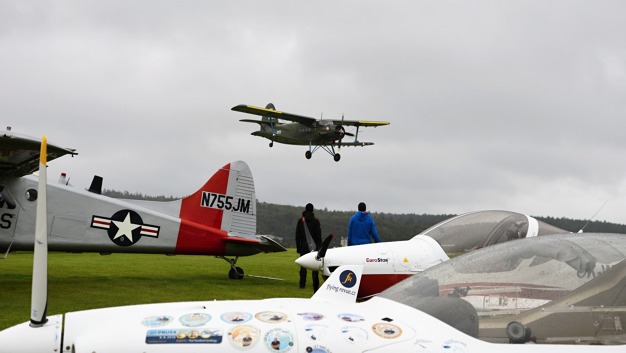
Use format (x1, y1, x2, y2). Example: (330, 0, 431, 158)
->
(295, 251, 323, 271)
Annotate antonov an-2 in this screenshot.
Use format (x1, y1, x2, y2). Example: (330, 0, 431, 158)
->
(0, 139, 623, 352)
(232, 103, 389, 161)
(0, 129, 285, 278)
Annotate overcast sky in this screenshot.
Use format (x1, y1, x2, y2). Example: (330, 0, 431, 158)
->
(2, 1, 626, 226)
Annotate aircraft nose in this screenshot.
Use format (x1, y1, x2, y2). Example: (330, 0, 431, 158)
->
(295, 252, 323, 271)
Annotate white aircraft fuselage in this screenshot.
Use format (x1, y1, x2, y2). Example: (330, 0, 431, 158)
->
(296, 235, 449, 298)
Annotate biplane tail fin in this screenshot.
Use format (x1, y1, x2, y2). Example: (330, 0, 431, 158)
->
(179, 161, 256, 236)
(260, 102, 279, 133)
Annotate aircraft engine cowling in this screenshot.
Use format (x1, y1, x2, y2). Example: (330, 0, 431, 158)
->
(335, 125, 345, 140)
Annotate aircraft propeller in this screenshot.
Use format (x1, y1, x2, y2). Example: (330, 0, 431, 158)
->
(316, 233, 334, 261)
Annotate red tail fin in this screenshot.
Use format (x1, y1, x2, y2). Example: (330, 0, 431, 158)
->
(179, 161, 256, 235)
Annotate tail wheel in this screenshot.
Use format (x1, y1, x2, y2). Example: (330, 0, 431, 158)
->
(229, 267, 244, 279)
(305, 151, 312, 159)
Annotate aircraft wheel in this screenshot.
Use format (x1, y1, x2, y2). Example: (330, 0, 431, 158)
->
(269, 142, 274, 148)
(305, 151, 312, 159)
(229, 267, 244, 279)
(334, 154, 341, 162)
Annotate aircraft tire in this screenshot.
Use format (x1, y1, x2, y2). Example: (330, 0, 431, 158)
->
(229, 267, 245, 280)
(334, 154, 341, 162)
(305, 151, 312, 159)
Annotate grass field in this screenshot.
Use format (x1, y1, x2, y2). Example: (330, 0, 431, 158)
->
(0, 249, 315, 330)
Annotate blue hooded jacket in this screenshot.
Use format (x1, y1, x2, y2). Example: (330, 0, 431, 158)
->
(347, 211, 381, 246)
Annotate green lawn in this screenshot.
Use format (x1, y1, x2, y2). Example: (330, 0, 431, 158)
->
(0, 249, 315, 330)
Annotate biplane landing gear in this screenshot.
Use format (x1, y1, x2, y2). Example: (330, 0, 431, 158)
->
(334, 154, 341, 162)
(305, 151, 312, 159)
(269, 141, 274, 147)
(220, 256, 244, 279)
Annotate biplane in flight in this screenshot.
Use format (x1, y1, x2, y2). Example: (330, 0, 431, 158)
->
(232, 103, 390, 161)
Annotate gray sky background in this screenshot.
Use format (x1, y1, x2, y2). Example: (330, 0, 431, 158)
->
(2, 1, 626, 225)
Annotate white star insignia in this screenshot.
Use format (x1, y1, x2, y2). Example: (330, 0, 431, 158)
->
(112, 212, 141, 243)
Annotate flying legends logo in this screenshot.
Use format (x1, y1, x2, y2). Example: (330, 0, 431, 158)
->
(91, 209, 160, 246)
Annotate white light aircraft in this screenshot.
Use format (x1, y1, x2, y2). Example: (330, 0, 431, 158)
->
(0, 138, 623, 352)
(0, 129, 285, 279)
(297, 211, 570, 299)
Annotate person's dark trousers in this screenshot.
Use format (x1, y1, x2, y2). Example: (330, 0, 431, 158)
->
(300, 267, 321, 292)
(312, 270, 319, 292)
(299, 266, 307, 288)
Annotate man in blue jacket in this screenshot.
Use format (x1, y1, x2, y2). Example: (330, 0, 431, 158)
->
(347, 202, 381, 246)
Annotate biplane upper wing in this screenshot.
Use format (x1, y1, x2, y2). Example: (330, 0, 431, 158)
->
(232, 104, 390, 128)
(232, 104, 318, 126)
(0, 129, 77, 177)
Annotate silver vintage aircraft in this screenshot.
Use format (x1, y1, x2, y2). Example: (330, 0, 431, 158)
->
(0, 129, 285, 278)
(232, 103, 390, 161)
(0, 141, 623, 352)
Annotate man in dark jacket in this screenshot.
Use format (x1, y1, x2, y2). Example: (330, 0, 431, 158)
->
(295, 203, 322, 291)
(348, 202, 381, 246)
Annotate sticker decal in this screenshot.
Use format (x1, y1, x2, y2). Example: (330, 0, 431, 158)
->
(340, 326, 368, 344)
(264, 328, 294, 351)
(372, 323, 402, 339)
(442, 339, 468, 352)
(228, 325, 260, 350)
(337, 313, 364, 322)
(255, 311, 287, 323)
(142, 315, 173, 327)
(298, 312, 324, 321)
(180, 313, 211, 327)
(221, 312, 253, 324)
(146, 328, 223, 344)
(339, 270, 357, 288)
(304, 324, 328, 342)
(91, 209, 160, 246)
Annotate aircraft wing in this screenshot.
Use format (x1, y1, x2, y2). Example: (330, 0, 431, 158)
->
(337, 141, 375, 147)
(0, 130, 77, 177)
(330, 119, 390, 127)
(232, 104, 318, 126)
(223, 235, 287, 253)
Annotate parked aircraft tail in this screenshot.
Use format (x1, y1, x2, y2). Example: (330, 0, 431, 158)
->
(179, 161, 256, 237)
(312, 265, 363, 303)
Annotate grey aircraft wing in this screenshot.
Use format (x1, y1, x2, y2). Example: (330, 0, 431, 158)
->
(0, 129, 77, 177)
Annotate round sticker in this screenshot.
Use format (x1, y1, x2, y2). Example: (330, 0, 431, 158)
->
(337, 313, 364, 322)
(372, 323, 402, 339)
(340, 326, 368, 343)
(141, 315, 173, 327)
(221, 312, 253, 324)
(299, 312, 325, 321)
(255, 311, 288, 323)
(264, 328, 294, 352)
(304, 324, 329, 342)
(228, 325, 260, 350)
(180, 313, 211, 327)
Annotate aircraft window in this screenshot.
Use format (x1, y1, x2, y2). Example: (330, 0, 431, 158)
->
(25, 189, 38, 201)
(419, 211, 568, 253)
(319, 120, 333, 126)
